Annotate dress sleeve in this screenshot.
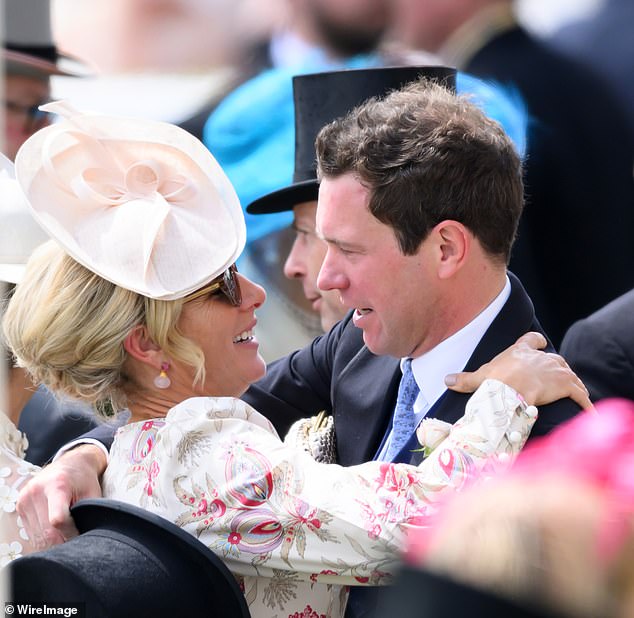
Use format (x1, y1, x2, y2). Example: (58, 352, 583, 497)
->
(105, 379, 536, 587)
(0, 415, 40, 564)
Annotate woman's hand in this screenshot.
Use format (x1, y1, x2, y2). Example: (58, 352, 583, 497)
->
(17, 444, 107, 549)
(444, 332, 592, 410)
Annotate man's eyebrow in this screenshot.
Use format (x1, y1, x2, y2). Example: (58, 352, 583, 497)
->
(318, 231, 364, 251)
(292, 221, 315, 233)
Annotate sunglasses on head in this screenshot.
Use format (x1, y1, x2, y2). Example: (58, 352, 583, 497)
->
(184, 264, 241, 306)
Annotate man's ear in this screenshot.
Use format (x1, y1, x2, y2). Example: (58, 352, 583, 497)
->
(433, 220, 471, 279)
(123, 325, 163, 369)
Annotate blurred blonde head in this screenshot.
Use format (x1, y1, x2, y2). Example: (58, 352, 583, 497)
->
(408, 400, 634, 618)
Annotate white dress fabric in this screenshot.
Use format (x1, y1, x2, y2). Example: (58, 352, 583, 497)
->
(0, 412, 38, 564)
(103, 379, 536, 618)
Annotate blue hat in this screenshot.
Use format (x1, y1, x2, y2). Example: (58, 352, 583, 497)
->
(203, 54, 381, 242)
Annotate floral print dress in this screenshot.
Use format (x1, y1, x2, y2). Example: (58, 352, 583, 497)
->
(102, 379, 537, 618)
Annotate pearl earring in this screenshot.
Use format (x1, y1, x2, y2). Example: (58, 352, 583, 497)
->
(154, 362, 171, 389)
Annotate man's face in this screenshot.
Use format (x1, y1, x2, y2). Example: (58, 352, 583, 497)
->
(389, 0, 461, 53)
(316, 173, 443, 358)
(3, 74, 51, 161)
(306, 0, 390, 56)
(284, 200, 347, 331)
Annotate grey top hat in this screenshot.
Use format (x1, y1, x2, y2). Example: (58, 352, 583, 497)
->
(246, 65, 456, 215)
(3, 0, 83, 77)
(6, 499, 250, 618)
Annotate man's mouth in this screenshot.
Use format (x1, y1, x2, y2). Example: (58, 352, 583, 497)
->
(233, 329, 254, 343)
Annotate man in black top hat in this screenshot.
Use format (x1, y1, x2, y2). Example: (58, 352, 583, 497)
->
(2, 0, 82, 160)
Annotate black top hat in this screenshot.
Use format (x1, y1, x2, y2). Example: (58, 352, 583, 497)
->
(3, 0, 84, 78)
(6, 499, 250, 618)
(246, 65, 456, 215)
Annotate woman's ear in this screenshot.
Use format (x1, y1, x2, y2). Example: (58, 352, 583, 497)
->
(123, 325, 163, 369)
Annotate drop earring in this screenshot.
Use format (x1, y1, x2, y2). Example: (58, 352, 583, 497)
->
(154, 362, 171, 389)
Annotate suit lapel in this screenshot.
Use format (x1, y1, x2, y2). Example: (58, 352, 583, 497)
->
(334, 347, 401, 466)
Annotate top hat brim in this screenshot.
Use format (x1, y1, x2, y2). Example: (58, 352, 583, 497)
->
(247, 178, 319, 214)
(4, 49, 85, 78)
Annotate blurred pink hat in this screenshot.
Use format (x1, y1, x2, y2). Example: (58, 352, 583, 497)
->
(0, 153, 49, 284)
(14, 101, 246, 300)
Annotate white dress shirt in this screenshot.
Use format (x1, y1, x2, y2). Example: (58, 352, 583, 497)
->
(377, 276, 511, 460)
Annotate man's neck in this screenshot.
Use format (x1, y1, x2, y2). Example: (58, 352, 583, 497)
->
(414, 266, 508, 358)
(410, 274, 511, 410)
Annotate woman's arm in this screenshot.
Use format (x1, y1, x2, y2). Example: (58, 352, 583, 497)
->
(102, 367, 563, 587)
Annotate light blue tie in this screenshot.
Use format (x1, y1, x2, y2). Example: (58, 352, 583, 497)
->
(384, 358, 420, 461)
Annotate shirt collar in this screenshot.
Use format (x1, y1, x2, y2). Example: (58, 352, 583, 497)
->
(408, 275, 511, 409)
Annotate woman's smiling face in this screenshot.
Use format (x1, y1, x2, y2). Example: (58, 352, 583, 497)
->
(176, 270, 267, 398)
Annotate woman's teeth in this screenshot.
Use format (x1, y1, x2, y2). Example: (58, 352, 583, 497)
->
(233, 330, 253, 343)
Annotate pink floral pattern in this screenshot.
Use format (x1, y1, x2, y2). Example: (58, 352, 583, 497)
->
(290, 605, 326, 618)
(103, 381, 536, 618)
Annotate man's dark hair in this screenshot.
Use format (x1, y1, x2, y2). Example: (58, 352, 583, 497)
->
(315, 79, 524, 263)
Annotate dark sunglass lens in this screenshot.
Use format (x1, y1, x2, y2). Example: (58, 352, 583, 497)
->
(223, 265, 241, 306)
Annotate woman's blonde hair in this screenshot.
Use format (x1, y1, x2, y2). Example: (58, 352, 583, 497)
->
(2, 241, 205, 418)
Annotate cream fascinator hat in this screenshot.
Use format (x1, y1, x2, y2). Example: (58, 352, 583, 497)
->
(0, 153, 49, 284)
(14, 101, 246, 300)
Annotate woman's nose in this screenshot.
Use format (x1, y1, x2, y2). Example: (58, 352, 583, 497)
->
(238, 273, 266, 309)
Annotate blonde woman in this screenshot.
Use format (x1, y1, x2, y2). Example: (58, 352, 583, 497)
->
(4, 101, 589, 617)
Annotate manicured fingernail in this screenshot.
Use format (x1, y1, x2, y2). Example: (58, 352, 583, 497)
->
(444, 374, 457, 386)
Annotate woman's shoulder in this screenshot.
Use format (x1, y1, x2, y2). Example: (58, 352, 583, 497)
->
(166, 396, 279, 435)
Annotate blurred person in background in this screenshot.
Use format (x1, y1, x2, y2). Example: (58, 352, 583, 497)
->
(560, 287, 634, 403)
(0, 152, 51, 564)
(388, 0, 634, 346)
(2, 0, 98, 465)
(2, 0, 66, 160)
(550, 0, 634, 136)
(181, 0, 391, 140)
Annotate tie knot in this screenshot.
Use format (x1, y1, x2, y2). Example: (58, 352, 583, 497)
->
(399, 358, 418, 407)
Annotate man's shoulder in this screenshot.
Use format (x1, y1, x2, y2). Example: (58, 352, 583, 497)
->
(560, 289, 634, 402)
